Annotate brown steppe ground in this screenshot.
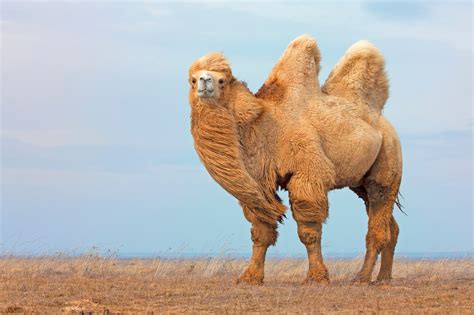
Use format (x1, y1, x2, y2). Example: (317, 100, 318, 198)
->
(0, 256, 472, 314)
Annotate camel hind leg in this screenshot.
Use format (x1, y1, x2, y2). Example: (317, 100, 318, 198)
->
(354, 119, 402, 283)
(377, 215, 399, 282)
(351, 186, 400, 283)
(355, 179, 400, 283)
(376, 215, 399, 281)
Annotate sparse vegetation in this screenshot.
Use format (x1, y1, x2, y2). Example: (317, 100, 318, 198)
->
(0, 255, 472, 313)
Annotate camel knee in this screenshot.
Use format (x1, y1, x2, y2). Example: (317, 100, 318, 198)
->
(387, 217, 399, 247)
(367, 216, 400, 253)
(365, 198, 398, 252)
(251, 223, 277, 246)
(242, 205, 278, 246)
(291, 197, 327, 246)
(366, 224, 391, 252)
(297, 223, 322, 246)
(291, 198, 328, 224)
(391, 217, 399, 238)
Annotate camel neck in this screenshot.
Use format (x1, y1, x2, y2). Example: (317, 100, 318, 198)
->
(229, 82, 259, 107)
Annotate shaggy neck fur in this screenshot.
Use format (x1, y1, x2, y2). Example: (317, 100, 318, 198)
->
(190, 82, 285, 226)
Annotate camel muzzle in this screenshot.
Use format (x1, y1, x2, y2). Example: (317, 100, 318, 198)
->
(197, 73, 215, 98)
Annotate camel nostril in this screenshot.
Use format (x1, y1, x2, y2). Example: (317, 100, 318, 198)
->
(199, 74, 213, 82)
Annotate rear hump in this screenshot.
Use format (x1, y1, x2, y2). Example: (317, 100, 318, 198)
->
(322, 40, 389, 112)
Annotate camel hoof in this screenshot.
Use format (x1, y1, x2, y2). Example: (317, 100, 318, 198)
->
(236, 275, 263, 285)
(373, 278, 392, 286)
(236, 267, 264, 285)
(351, 276, 371, 285)
(302, 275, 330, 285)
(303, 269, 330, 285)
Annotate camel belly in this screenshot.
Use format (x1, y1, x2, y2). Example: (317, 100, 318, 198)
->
(322, 121, 383, 188)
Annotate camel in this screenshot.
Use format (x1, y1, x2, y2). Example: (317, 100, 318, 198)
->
(188, 35, 402, 284)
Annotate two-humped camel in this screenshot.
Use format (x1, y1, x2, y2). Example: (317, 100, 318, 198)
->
(188, 35, 402, 284)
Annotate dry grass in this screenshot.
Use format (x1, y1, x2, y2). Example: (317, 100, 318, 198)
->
(0, 255, 472, 314)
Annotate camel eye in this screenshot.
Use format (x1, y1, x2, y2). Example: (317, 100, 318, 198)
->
(218, 79, 225, 85)
(191, 78, 196, 85)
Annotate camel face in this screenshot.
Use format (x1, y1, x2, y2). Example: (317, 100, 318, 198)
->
(189, 69, 228, 101)
(188, 53, 234, 106)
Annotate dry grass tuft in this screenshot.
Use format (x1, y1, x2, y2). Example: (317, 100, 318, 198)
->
(0, 256, 472, 313)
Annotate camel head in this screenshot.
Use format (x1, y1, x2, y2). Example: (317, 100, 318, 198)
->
(188, 53, 235, 106)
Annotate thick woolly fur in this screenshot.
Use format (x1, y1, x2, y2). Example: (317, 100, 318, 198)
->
(189, 35, 402, 284)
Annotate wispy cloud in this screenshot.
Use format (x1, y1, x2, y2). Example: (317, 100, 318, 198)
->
(365, 1, 430, 21)
(188, 1, 472, 52)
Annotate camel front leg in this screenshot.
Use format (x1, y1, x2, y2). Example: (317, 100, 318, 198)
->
(297, 221, 329, 283)
(237, 205, 278, 284)
(288, 177, 330, 284)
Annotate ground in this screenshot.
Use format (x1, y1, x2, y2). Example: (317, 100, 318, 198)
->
(0, 256, 472, 314)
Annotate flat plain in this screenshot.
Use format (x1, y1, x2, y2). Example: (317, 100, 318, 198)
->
(0, 256, 472, 314)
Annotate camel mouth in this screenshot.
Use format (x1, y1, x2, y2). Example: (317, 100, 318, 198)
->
(197, 89, 215, 98)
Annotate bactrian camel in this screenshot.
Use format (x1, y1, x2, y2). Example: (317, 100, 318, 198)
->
(188, 35, 402, 284)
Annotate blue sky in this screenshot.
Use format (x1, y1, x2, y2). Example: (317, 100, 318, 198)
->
(1, 1, 472, 256)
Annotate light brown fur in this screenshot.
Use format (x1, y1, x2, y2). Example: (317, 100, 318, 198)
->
(188, 35, 402, 284)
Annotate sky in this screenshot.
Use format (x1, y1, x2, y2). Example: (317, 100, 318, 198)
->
(1, 1, 472, 257)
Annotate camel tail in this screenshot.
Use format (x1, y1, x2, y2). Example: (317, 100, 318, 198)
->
(395, 192, 407, 215)
(322, 40, 389, 112)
